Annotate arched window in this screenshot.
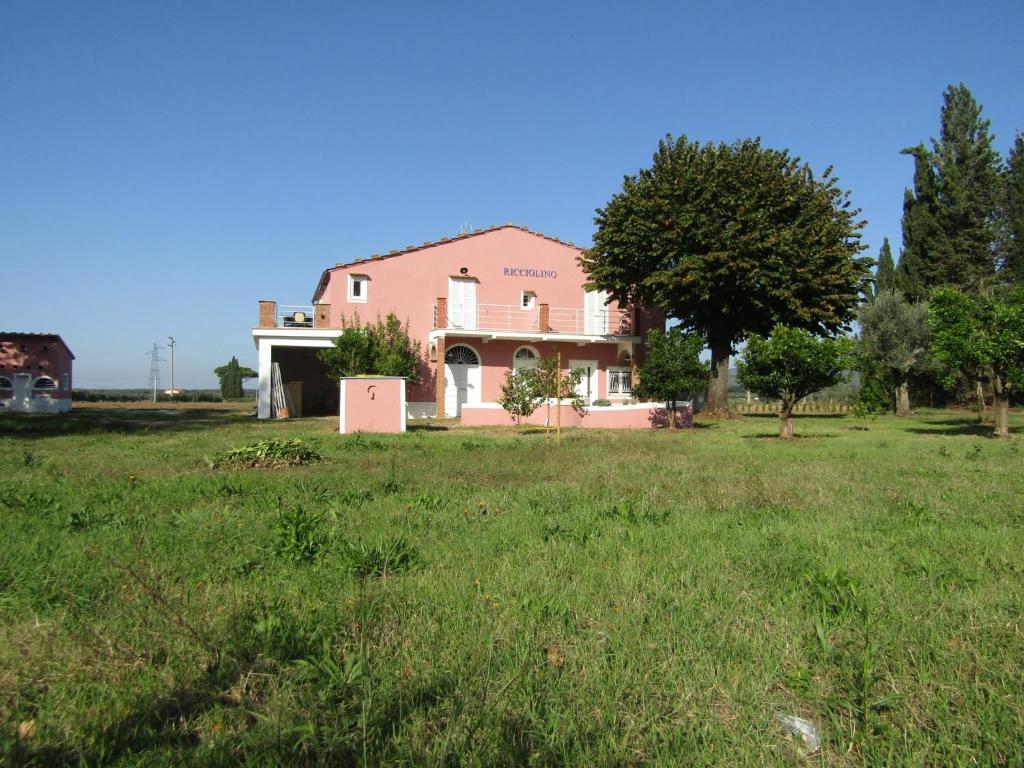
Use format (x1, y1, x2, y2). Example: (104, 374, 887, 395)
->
(444, 345, 479, 365)
(512, 346, 539, 374)
(32, 376, 57, 391)
(0, 376, 12, 389)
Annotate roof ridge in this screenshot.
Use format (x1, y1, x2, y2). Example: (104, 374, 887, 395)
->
(333, 223, 581, 268)
(0, 331, 66, 337)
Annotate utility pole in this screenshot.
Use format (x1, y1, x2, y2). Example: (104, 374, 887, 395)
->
(147, 343, 165, 403)
(167, 336, 176, 397)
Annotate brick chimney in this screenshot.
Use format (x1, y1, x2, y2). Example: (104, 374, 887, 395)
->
(314, 303, 332, 328)
(258, 300, 277, 328)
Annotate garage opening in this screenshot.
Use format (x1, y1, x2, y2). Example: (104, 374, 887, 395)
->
(271, 346, 338, 417)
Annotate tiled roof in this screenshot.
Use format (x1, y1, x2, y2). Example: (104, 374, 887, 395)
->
(0, 332, 75, 358)
(312, 224, 584, 302)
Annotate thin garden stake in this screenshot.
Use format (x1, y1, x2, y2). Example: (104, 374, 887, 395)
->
(556, 351, 561, 446)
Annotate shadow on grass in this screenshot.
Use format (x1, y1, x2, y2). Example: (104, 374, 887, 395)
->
(0, 408, 248, 439)
(9, 666, 459, 766)
(738, 412, 849, 420)
(9, 682, 213, 766)
(407, 423, 450, 432)
(904, 418, 996, 437)
(742, 432, 840, 440)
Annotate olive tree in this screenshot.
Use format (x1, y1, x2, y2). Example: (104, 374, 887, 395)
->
(856, 292, 930, 416)
(737, 326, 853, 439)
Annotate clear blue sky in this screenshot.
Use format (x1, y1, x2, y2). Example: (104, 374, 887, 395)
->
(3, 1, 1022, 388)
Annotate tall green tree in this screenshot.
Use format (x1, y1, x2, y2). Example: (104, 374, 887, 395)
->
(857, 292, 930, 416)
(896, 148, 941, 299)
(1004, 132, 1024, 283)
(582, 135, 870, 414)
(875, 238, 897, 297)
(214, 356, 256, 399)
(897, 84, 1004, 298)
(928, 287, 1024, 437)
(736, 326, 853, 439)
(632, 328, 708, 427)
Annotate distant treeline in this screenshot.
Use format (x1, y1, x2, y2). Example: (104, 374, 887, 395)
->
(73, 389, 256, 403)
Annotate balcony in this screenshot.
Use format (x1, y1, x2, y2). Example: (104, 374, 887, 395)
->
(433, 300, 634, 338)
(256, 301, 332, 330)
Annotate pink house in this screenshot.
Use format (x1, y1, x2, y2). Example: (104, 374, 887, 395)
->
(252, 225, 669, 423)
(0, 332, 75, 413)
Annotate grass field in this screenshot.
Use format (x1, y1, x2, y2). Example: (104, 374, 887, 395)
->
(1, 407, 1022, 765)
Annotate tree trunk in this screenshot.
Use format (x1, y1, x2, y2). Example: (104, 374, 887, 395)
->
(779, 403, 794, 439)
(706, 339, 731, 416)
(993, 377, 1010, 438)
(976, 379, 986, 423)
(668, 399, 676, 429)
(894, 379, 911, 417)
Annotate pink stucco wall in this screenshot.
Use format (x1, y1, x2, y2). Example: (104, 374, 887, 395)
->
(339, 377, 405, 433)
(460, 403, 694, 429)
(0, 335, 74, 394)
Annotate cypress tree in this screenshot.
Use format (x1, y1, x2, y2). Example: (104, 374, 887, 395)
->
(897, 84, 1003, 298)
(1005, 132, 1024, 283)
(875, 237, 897, 296)
(215, 356, 244, 399)
(896, 148, 940, 300)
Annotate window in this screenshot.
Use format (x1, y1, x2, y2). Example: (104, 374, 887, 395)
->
(521, 291, 536, 310)
(0, 376, 12, 389)
(444, 345, 479, 365)
(512, 346, 538, 374)
(63, 373, 70, 391)
(32, 376, 57, 391)
(348, 274, 368, 303)
(607, 367, 632, 397)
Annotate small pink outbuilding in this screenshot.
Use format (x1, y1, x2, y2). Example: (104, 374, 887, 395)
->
(0, 332, 75, 414)
(338, 376, 407, 434)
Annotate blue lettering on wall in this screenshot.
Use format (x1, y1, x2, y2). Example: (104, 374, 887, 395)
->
(502, 267, 557, 278)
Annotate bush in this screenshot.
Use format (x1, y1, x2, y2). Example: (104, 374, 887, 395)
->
(318, 313, 422, 383)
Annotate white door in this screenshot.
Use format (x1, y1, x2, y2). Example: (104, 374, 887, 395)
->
(448, 278, 478, 330)
(584, 290, 609, 334)
(13, 374, 31, 413)
(569, 360, 598, 405)
(444, 344, 481, 417)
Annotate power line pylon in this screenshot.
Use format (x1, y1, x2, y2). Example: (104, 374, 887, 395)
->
(147, 343, 166, 403)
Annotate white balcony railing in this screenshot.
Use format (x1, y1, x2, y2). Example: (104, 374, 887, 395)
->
(547, 307, 632, 335)
(276, 304, 315, 328)
(438, 303, 632, 335)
